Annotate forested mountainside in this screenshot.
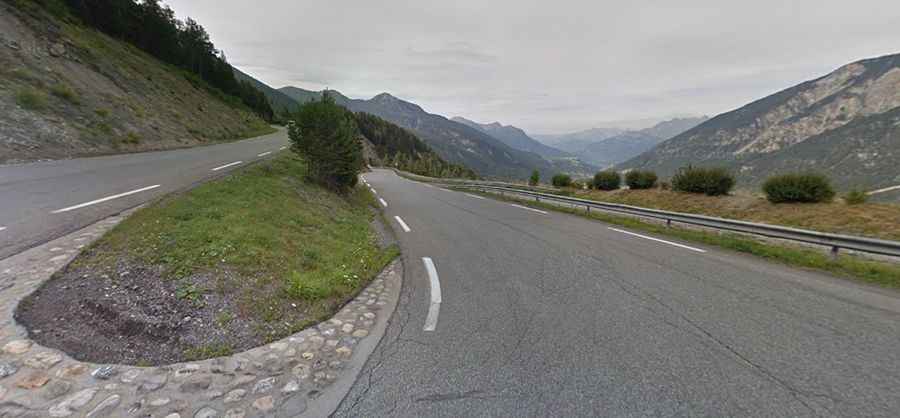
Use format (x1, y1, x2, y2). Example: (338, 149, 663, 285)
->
(1, 1, 273, 164)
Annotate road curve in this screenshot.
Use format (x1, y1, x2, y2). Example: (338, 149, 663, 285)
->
(337, 168, 900, 417)
(0, 129, 289, 260)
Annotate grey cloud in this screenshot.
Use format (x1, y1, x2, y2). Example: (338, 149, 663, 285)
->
(163, 0, 900, 133)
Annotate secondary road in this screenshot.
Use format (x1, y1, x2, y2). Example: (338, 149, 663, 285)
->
(338, 169, 900, 417)
(0, 128, 289, 260)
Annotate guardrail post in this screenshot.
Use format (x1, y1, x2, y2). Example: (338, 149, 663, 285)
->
(666, 219, 671, 228)
(587, 205, 590, 214)
(831, 246, 840, 259)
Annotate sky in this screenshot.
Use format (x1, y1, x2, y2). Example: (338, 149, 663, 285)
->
(163, 0, 900, 134)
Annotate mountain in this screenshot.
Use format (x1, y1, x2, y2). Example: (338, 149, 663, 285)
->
(620, 53, 900, 192)
(451, 117, 572, 159)
(233, 68, 300, 114)
(537, 117, 707, 168)
(278, 87, 323, 105)
(291, 91, 558, 179)
(1, 3, 272, 164)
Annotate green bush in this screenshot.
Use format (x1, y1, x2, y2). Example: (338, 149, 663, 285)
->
(50, 84, 80, 104)
(762, 173, 835, 203)
(843, 189, 868, 205)
(625, 170, 658, 190)
(592, 170, 621, 191)
(672, 166, 735, 196)
(15, 89, 47, 111)
(551, 173, 572, 187)
(288, 93, 363, 192)
(529, 170, 540, 186)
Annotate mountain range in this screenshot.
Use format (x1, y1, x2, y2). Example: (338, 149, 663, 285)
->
(535, 117, 708, 168)
(450, 117, 573, 159)
(620, 53, 900, 192)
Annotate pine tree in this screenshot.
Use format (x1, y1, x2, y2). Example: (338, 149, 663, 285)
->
(288, 93, 362, 192)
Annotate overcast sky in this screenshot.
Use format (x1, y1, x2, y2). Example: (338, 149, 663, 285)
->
(164, 0, 899, 133)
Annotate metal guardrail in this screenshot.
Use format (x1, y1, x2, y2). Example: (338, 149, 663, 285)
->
(391, 169, 900, 258)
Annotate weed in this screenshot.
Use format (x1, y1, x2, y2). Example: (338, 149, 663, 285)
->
(183, 343, 233, 361)
(94, 108, 110, 118)
(15, 88, 48, 111)
(50, 84, 80, 104)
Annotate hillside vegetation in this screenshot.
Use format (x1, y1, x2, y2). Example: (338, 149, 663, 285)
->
(1, 1, 274, 164)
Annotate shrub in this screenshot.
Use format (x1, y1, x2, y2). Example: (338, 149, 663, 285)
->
(288, 93, 363, 192)
(843, 189, 868, 205)
(15, 88, 47, 111)
(762, 173, 835, 203)
(593, 170, 621, 191)
(671, 166, 735, 196)
(50, 84, 80, 104)
(529, 170, 540, 186)
(551, 173, 572, 187)
(625, 170, 658, 189)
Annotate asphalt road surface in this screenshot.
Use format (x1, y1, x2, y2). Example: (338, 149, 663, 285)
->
(336, 169, 900, 417)
(0, 129, 289, 260)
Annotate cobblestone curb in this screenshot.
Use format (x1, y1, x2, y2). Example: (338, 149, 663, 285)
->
(0, 209, 402, 417)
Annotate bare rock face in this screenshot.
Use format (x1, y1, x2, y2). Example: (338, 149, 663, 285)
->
(620, 53, 900, 195)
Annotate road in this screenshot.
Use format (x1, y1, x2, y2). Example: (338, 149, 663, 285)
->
(337, 169, 900, 417)
(0, 129, 289, 260)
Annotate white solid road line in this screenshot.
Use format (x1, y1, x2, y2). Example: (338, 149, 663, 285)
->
(379, 198, 388, 207)
(370, 187, 377, 194)
(52, 185, 161, 214)
(422, 257, 442, 332)
(464, 193, 486, 200)
(608, 227, 707, 253)
(257, 151, 272, 157)
(279, 146, 287, 151)
(511, 204, 548, 215)
(212, 161, 243, 171)
(394, 216, 411, 232)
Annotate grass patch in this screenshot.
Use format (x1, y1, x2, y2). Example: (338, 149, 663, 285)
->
(15, 88, 48, 110)
(50, 83, 80, 104)
(467, 189, 900, 288)
(80, 153, 397, 321)
(184, 343, 234, 361)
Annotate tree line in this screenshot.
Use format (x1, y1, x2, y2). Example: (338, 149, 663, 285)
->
(39, 0, 274, 120)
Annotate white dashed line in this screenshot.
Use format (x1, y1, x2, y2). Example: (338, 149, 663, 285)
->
(0, 227, 6, 231)
(379, 198, 388, 207)
(422, 257, 442, 331)
(52, 185, 161, 214)
(609, 227, 707, 253)
(211, 161, 242, 171)
(511, 204, 548, 215)
(394, 216, 411, 232)
(370, 187, 377, 195)
(464, 193, 486, 200)
(257, 151, 272, 157)
(279, 146, 287, 151)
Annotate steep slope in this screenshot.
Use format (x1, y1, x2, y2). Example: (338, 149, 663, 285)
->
(233, 68, 299, 114)
(0, 2, 272, 164)
(451, 117, 572, 159)
(620, 53, 900, 192)
(304, 91, 554, 179)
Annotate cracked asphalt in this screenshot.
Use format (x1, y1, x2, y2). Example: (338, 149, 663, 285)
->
(334, 169, 900, 417)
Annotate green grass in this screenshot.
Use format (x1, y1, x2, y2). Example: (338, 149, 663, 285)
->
(79, 153, 397, 323)
(15, 88, 48, 110)
(50, 83, 80, 104)
(184, 343, 234, 361)
(466, 189, 900, 288)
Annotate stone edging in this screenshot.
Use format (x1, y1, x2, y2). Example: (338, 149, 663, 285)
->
(0, 208, 402, 417)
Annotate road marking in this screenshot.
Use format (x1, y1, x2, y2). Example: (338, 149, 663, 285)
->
(279, 146, 287, 151)
(257, 151, 272, 157)
(511, 204, 548, 214)
(0, 227, 6, 231)
(464, 193, 486, 200)
(608, 227, 707, 253)
(211, 161, 242, 171)
(394, 216, 411, 232)
(52, 185, 161, 214)
(379, 198, 388, 207)
(422, 257, 442, 331)
(422, 184, 435, 189)
(868, 184, 900, 195)
(369, 187, 377, 195)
